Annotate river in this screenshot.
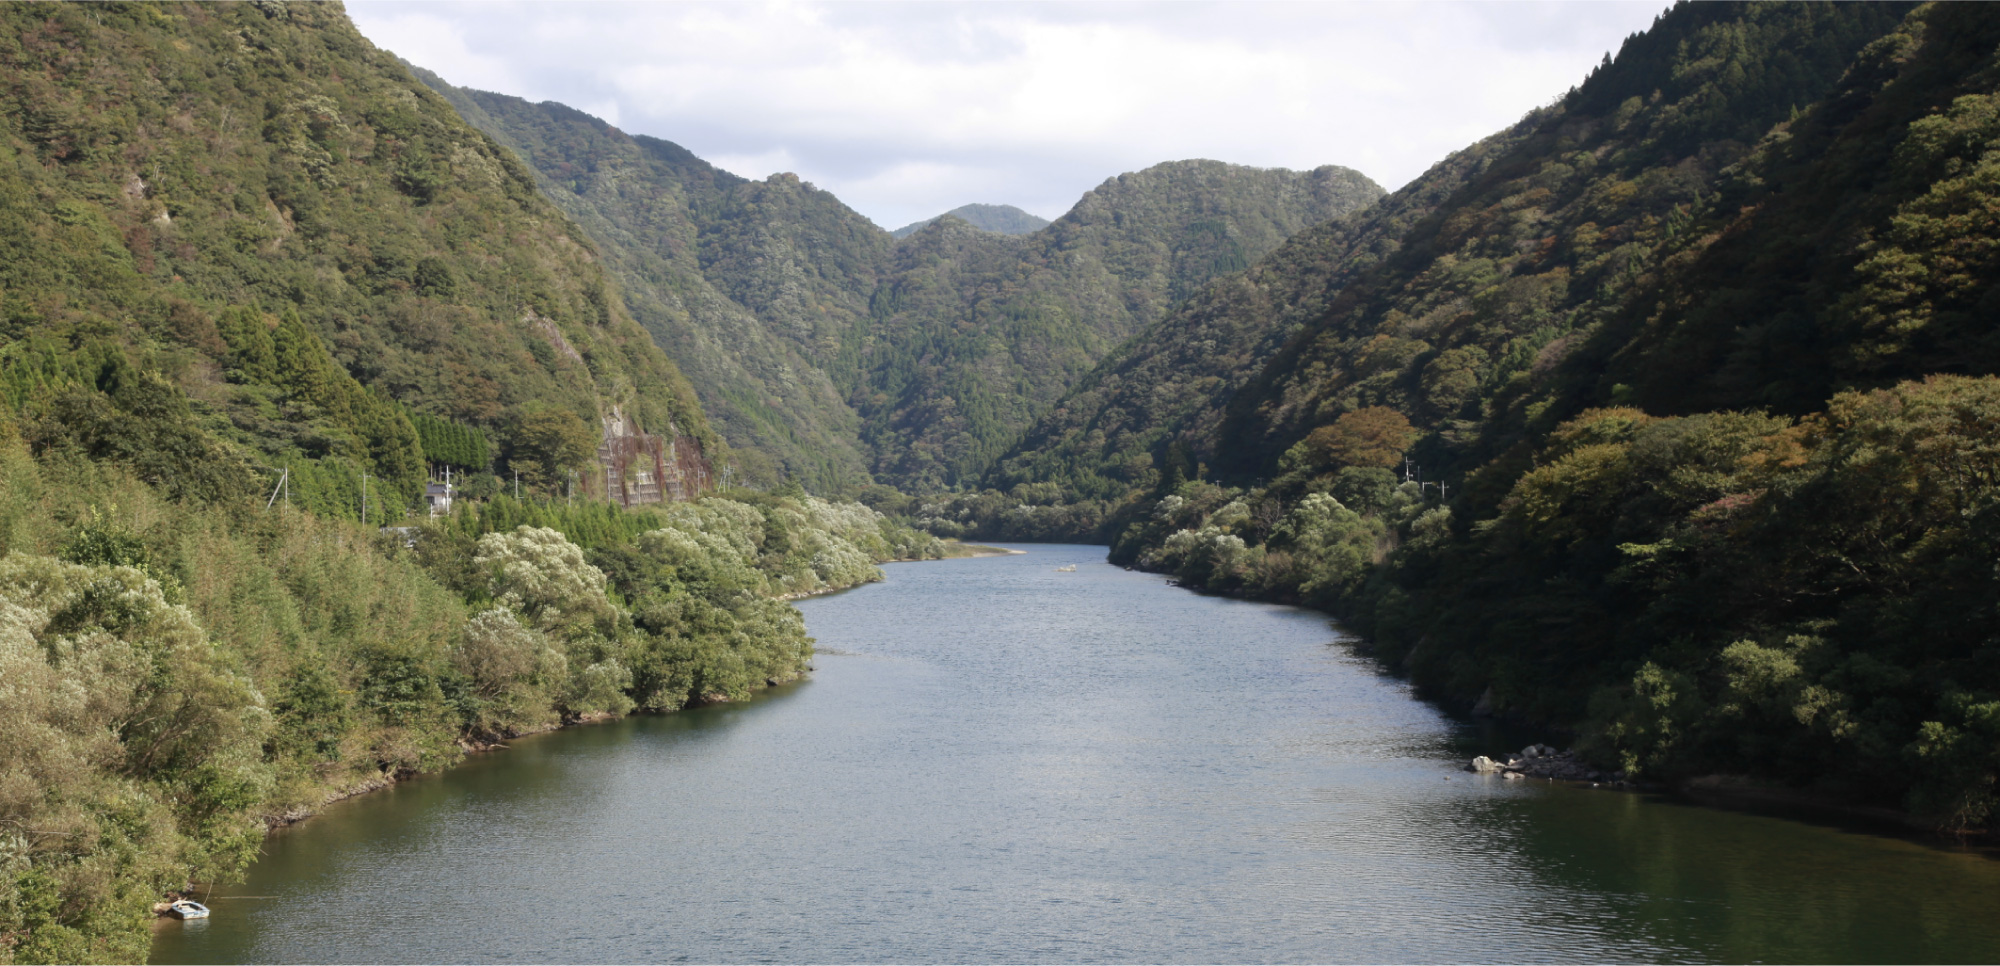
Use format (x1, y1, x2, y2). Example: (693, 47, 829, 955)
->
(152, 544, 2000, 964)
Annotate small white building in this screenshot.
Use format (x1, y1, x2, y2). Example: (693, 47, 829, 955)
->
(426, 471, 455, 518)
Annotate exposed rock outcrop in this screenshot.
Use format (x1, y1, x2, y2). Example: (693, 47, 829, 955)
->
(1466, 744, 1623, 784)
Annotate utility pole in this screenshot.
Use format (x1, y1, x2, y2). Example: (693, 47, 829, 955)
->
(361, 470, 368, 526)
(514, 469, 519, 501)
(265, 466, 288, 510)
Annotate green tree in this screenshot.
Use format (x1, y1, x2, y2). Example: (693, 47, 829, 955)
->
(509, 410, 597, 491)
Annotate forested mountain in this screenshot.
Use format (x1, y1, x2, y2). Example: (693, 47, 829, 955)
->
(987, 134, 1533, 499)
(412, 72, 883, 491)
(410, 69, 1386, 491)
(996, 2, 1906, 498)
(891, 203, 1050, 238)
(0, 1, 718, 522)
(0, 5, 945, 962)
(980, 0, 2000, 831)
(1208, 1, 1913, 477)
(858, 160, 1384, 488)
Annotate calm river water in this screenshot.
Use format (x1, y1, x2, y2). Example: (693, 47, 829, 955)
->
(152, 545, 2000, 964)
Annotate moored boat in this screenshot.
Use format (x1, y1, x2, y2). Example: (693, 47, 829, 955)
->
(166, 900, 210, 920)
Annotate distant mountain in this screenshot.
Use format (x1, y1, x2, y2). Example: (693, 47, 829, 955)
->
(891, 203, 1050, 238)
(411, 66, 1387, 491)
(988, 141, 1512, 500)
(861, 160, 1383, 489)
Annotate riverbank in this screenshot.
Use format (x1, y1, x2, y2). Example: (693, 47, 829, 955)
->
(153, 542, 2000, 966)
(940, 540, 1024, 558)
(248, 547, 1008, 837)
(1148, 564, 1973, 838)
(1675, 774, 1981, 836)
(254, 707, 748, 835)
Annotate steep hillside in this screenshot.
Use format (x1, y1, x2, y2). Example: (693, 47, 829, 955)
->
(987, 136, 1530, 499)
(1579, 5, 2000, 417)
(892, 203, 1049, 238)
(856, 160, 1384, 488)
(992, 1, 1903, 503)
(405, 70, 1388, 492)
(986, 1, 2000, 829)
(414, 74, 879, 491)
(1212, 1, 1908, 478)
(0, 1, 717, 519)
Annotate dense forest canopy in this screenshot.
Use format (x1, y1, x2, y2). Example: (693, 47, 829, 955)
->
(0, 1, 720, 520)
(412, 67, 1387, 492)
(979, 0, 2000, 833)
(890, 203, 1051, 239)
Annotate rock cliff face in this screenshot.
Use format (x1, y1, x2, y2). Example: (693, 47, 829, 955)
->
(595, 407, 711, 507)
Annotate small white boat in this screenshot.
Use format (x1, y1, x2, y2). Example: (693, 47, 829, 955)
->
(167, 900, 210, 920)
(1054, 564, 1077, 572)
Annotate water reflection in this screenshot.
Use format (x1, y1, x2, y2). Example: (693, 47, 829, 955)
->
(154, 546, 2000, 964)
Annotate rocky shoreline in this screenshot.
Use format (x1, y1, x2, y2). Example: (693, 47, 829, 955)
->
(1467, 743, 1630, 785)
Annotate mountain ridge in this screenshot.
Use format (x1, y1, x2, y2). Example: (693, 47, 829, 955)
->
(976, 0, 2000, 831)
(891, 203, 1050, 238)
(407, 70, 1387, 490)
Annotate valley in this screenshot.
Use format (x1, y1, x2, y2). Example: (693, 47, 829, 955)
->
(6, 1, 2000, 962)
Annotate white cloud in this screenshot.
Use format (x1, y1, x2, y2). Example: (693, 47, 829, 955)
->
(351, 8, 525, 94)
(705, 148, 801, 184)
(346, 1, 1670, 230)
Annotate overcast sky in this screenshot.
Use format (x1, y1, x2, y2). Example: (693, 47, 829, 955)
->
(347, 1, 1672, 231)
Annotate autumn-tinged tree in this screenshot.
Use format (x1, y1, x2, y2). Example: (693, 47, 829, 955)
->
(1303, 407, 1416, 470)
